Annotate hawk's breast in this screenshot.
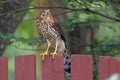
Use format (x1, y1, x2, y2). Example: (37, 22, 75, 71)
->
(37, 20, 60, 45)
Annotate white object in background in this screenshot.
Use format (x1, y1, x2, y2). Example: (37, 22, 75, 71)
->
(106, 73, 120, 80)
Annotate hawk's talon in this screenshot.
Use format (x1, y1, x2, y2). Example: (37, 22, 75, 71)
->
(40, 45, 50, 61)
(51, 52, 58, 59)
(40, 52, 48, 61)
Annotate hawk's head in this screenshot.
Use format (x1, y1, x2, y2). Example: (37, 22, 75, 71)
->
(39, 9, 51, 20)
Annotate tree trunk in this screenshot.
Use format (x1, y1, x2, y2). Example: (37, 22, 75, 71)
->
(69, 22, 99, 54)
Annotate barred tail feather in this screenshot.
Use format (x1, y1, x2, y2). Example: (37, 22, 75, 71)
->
(64, 50, 71, 77)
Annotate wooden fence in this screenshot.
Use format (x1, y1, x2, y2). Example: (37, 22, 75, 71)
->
(0, 55, 120, 80)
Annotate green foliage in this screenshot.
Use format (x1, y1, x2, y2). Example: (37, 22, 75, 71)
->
(65, 77, 71, 80)
(14, 11, 35, 38)
(0, 32, 44, 49)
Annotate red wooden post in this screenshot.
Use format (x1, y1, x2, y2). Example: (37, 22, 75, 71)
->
(0, 56, 8, 80)
(109, 57, 118, 75)
(116, 58, 120, 73)
(99, 56, 120, 80)
(99, 56, 110, 80)
(15, 55, 36, 80)
(42, 55, 64, 80)
(71, 55, 93, 80)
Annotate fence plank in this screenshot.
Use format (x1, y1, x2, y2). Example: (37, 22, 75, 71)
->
(71, 55, 93, 80)
(15, 55, 36, 80)
(42, 55, 64, 80)
(109, 57, 118, 75)
(116, 58, 120, 73)
(0, 56, 8, 80)
(99, 56, 120, 80)
(99, 56, 110, 80)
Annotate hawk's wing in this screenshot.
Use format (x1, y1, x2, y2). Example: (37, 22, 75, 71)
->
(52, 18, 66, 42)
(53, 19, 71, 77)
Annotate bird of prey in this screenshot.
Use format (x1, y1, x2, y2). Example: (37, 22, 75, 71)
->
(36, 8, 71, 76)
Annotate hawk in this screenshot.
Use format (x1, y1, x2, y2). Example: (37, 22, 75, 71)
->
(36, 8, 71, 76)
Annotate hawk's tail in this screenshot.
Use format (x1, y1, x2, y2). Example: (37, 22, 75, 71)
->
(64, 50, 71, 77)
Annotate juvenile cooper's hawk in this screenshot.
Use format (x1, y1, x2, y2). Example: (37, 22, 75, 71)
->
(36, 8, 71, 76)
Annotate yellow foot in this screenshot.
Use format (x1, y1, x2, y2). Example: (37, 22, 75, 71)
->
(40, 52, 48, 61)
(51, 52, 58, 59)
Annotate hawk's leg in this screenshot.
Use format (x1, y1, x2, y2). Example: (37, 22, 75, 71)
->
(51, 39, 58, 59)
(40, 40, 51, 60)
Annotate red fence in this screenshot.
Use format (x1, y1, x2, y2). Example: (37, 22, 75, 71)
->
(0, 55, 120, 80)
(99, 56, 120, 80)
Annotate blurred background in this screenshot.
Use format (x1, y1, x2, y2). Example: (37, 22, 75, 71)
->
(0, 0, 120, 80)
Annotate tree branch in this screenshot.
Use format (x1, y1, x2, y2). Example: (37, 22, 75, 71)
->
(0, 6, 120, 22)
(85, 8, 120, 22)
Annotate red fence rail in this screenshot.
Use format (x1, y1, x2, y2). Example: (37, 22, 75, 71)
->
(42, 55, 64, 80)
(15, 55, 36, 80)
(71, 55, 93, 80)
(0, 55, 120, 80)
(0, 56, 8, 80)
(99, 56, 120, 80)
